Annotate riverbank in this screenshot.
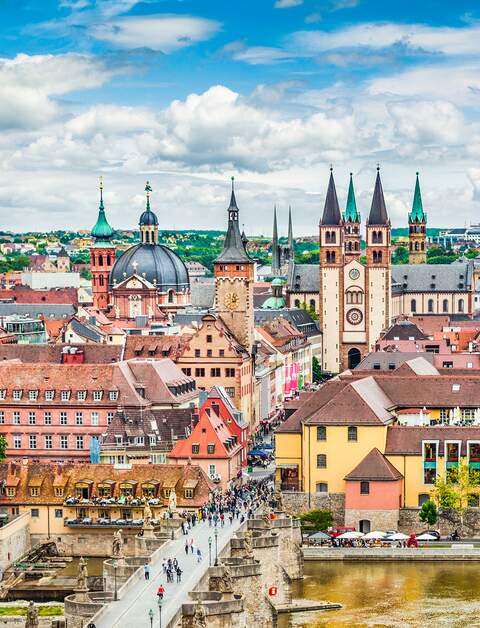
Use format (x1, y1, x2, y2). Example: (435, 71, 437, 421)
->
(303, 546, 480, 560)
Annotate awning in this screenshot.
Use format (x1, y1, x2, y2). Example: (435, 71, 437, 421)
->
(277, 464, 298, 470)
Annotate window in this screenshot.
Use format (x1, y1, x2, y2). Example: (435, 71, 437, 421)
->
(210, 368, 221, 377)
(44, 412, 52, 425)
(219, 350, 225, 357)
(13, 435, 21, 449)
(60, 412, 67, 425)
(207, 349, 213, 357)
(28, 411, 36, 425)
(207, 444, 215, 454)
(206, 334, 213, 343)
(225, 387, 235, 398)
(13, 390, 22, 400)
(184, 489, 194, 499)
(13, 411, 20, 425)
(443, 299, 449, 313)
(294, 299, 301, 308)
(55, 509, 63, 518)
(76, 436, 84, 449)
(317, 426, 326, 441)
(225, 368, 235, 377)
(61, 390, 70, 401)
(91, 412, 99, 426)
(0, 390, 5, 400)
(31, 509, 39, 518)
(93, 391, 103, 401)
(316, 483, 328, 493)
(60, 435, 68, 449)
(45, 435, 52, 449)
(6, 487, 15, 497)
(208, 464, 216, 477)
(28, 390, 38, 401)
(75, 412, 83, 425)
(107, 412, 114, 425)
(360, 481, 370, 495)
(192, 444, 200, 454)
(428, 299, 434, 313)
(317, 454, 327, 468)
(109, 391, 118, 401)
(195, 368, 205, 377)
(418, 493, 429, 507)
(30, 487, 39, 497)
(29, 435, 37, 449)
(195, 349, 201, 358)
(77, 391, 87, 401)
(410, 299, 417, 313)
(458, 299, 464, 313)
(0, 411, 3, 424)
(348, 426, 358, 441)
(54, 487, 64, 498)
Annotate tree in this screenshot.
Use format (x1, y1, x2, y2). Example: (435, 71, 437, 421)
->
(0, 435, 6, 462)
(301, 302, 318, 321)
(312, 356, 322, 383)
(80, 268, 92, 280)
(298, 509, 332, 532)
(419, 500, 438, 526)
(431, 461, 480, 533)
(392, 246, 409, 264)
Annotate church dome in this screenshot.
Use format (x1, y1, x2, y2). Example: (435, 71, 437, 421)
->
(110, 243, 189, 291)
(139, 208, 158, 226)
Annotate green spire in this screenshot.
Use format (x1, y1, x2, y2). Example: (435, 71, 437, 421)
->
(91, 176, 114, 244)
(344, 172, 360, 223)
(409, 172, 426, 223)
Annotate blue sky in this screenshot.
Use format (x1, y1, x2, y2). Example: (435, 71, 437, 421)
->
(1, 0, 480, 233)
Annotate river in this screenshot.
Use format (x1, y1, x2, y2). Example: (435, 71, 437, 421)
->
(279, 561, 480, 628)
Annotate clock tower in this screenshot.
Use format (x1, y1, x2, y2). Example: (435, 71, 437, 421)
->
(214, 178, 255, 352)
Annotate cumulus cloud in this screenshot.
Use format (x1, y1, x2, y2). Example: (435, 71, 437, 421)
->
(387, 100, 467, 145)
(91, 14, 220, 52)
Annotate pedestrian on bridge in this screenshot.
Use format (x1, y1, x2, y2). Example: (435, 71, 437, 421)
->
(157, 584, 165, 600)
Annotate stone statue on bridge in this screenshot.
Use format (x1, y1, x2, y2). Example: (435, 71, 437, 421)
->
(168, 490, 177, 514)
(274, 488, 284, 511)
(143, 502, 153, 529)
(25, 601, 39, 628)
(192, 600, 207, 627)
(112, 529, 124, 559)
(220, 565, 234, 594)
(262, 505, 273, 529)
(243, 529, 254, 559)
(77, 556, 88, 591)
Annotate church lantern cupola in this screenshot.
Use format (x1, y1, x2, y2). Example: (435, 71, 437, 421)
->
(90, 177, 116, 310)
(139, 181, 159, 245)
(408, 172, 427, 264)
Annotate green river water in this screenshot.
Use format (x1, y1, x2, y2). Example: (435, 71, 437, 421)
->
(279, 561, 480, 628)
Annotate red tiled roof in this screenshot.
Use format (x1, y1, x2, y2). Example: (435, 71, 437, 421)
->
(123, 334, 191, 360)
(385, 425, 480, 456)
(344, 447, 403, 481)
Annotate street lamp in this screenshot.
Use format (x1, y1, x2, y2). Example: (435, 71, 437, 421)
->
(214, 526, 219, 566)
(148, 609, 154, 628)
(112, 559, 118, 601)
(157, 595, 163, 628)
(208, 536, 212, 567)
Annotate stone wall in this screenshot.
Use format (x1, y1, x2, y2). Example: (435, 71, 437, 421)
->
(282, 492, 345, 523)
(0, 512, 30, 574)
(345, 508, 399, 532)
(181, 595, 245, 628)
(399, 507, 480, 537)
(31, 529, 140, 557)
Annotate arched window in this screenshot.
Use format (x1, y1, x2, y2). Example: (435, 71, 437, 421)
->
(325, 231, 331, 243)
(98, 254, 103, 266)
(409, 242, 413, 251)
(421, 242, 425, 251)
(168, 290, 174, 304)
(330, 231, 336, 244)
(99, 275, 104, 287)
(373, 251, 382, 264)
(458, 298, 464, 313)
(411, 298, 417, 313)
(348, 348, 361, 369)
(443, 299, 449, 313)
(355, 242, 359, 251)
(415, 242, 419, 251)
(145, 231, 150, 243)
(428, 299, 434, 313)
(309, 299, 316, 310)
(294, 299, 301, 308)
(107, 255, 111, 266)
(326, 251, 336, 264)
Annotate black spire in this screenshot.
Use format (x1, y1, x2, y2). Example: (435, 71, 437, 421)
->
(241, 224, 248, 247)
(272, 205, 280, 274)
(216, 177, 251, 263)
(368, 166, 389, 225)
(321, 167, 342, 226)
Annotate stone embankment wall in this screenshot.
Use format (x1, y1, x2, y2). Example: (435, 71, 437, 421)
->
(31, 529, 143, 557)
(399, 507, 480, 536)
(282, 492, 345, 523)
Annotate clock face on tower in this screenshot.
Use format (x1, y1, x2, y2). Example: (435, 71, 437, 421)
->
(224, 292, 240, 310)
(346, 308, 363, 325)
(349, 268, 360, 280)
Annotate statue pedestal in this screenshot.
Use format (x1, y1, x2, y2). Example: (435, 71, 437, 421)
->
(73, 587, 91, 603)
(142, 524, 155, 539)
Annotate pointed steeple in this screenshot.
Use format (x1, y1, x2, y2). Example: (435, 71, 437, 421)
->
(216, 177, 251, 263)
(344, 173, 360, 223)
(272, 205, 280, 274)
(368, 166, 389, 225)
(287, 205, 294, 252)
(91, 176, 114, 243)
(241, 224, 248, 248)
(321, 167, 342, 225)
(409, 172, 426, 223)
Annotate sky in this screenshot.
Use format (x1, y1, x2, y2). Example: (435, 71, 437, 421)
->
(1, 0, 480, 235)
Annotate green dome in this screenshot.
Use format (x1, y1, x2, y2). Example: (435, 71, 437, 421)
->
(271, 277, 284, 286)
(262, 295, 286, 309)
(91, 183, 114, 244)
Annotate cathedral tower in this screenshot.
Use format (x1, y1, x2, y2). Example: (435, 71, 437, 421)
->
(319, 168, 344, 373)
(408, 172, 427, 264)
(214, 178, 255, 351)
(90, 177, 115, 310)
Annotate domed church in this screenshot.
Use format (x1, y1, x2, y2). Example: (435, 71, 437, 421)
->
(90, 180, 190, 319)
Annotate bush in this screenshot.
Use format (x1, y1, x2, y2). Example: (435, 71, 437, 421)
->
(419, 500, 438, 526)
(298, 509, 333, 531)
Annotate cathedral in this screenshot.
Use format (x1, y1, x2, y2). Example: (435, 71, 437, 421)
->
(90, 180, 190, 320)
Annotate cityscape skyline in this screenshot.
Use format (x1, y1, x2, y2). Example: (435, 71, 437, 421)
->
(1, 1, 480, 231)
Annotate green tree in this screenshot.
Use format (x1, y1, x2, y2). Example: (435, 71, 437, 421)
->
(0, 435, 6, 462)
(431, 461, 480, 533)
(392, 246, 409, 264)
(419, 500, 438, 527)
(298, 509, 332, 532)
(301, 302, 318, 321)
(80, 268, 92, 280)
(312, 356, 322, 382)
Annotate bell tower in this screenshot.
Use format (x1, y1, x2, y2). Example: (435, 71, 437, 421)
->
(90, 177, 115, 310)
(214, 178, 255, 352)
(408, 172, 427, 264)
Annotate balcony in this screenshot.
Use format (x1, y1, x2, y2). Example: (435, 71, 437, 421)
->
(64, 497, 163, 507)
(64, 517, 162, 529)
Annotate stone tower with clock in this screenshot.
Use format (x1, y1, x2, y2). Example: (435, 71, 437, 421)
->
(319, 168, 391, 373)
(214, 179, 255, 352)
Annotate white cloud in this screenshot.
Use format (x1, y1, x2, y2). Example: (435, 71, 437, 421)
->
(91, 14, 220, 52)
(231, 46, 296, 65)
(387, 100, 467, 145)
(274, 0, 303, 8)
